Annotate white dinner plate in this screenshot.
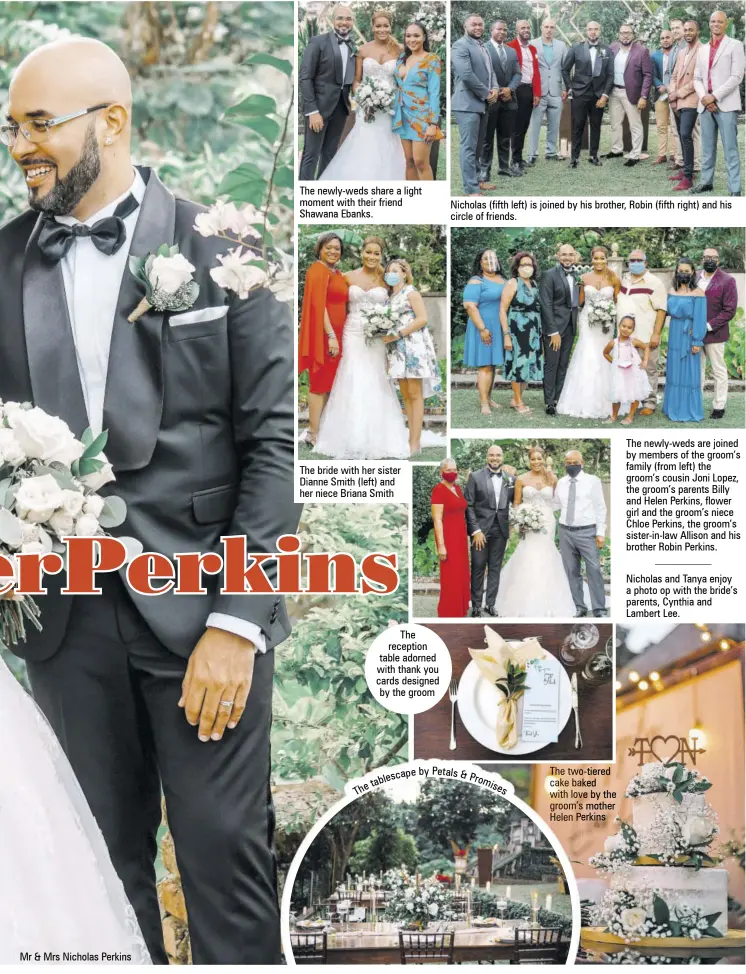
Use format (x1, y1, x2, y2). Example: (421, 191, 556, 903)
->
(457, 650, 571, 755)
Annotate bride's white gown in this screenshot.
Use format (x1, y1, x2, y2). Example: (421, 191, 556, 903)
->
(315, 285, 410, 459)
(495, 486, 576, 618)
(0, 657, 150, 963)
(320, 58, 406, 181)
(557, 284, 614, 419)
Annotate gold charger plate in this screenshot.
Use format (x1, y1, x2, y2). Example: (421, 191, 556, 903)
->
(582, 927, 745, 950)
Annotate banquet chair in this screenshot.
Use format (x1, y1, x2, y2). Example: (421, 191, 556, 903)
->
(291, 932, 328, 965)
(510, 927, 565, 964)
(399, 931, 455, 964)
(450, 894, 469, 917)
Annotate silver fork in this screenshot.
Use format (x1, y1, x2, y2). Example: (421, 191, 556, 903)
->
(449, 679, 459, 750)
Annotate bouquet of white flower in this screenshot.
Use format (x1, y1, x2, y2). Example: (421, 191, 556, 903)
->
(0, 402, 132, 646)
(383, 870, 459, 927)
(587, 296, 616, 334)
(359, 301, 406, 345)
(509, 503, 547, 538)
(354, 76, 395, 123)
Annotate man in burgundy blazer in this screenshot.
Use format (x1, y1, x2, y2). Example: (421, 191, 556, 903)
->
(698, 247, 738, 419)
(507, 20, 541, 169)
(607, 25, 653, 165)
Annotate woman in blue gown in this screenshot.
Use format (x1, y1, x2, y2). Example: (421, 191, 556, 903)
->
(663, 258, 707, 422)
(463, 249, 506, 415)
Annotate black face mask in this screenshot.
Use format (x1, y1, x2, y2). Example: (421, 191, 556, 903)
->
(565, 464, 582, 478)
(676, 272, 696, 288)
(702, 259, 718, 273)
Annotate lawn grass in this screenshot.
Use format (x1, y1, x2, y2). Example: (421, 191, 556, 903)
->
(450, 388, 744, 430)
(450, 123, 744, 197)
(297, 441, 446, 461)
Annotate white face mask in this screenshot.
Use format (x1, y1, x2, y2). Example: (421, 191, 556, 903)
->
(518, 266, 533, 279)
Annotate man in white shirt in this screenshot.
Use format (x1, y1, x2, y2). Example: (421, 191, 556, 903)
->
(556, 451, 608, 618)
(617, 251, 668, 414)
(607, 24, 653, 165)
(0, 37, 298, 965)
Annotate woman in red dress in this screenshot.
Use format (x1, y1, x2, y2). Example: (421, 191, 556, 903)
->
(431, 458, 470, 617)
(298, 232, 349, 445)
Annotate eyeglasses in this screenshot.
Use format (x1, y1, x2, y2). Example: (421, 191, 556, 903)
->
(0, 103, 111, 147)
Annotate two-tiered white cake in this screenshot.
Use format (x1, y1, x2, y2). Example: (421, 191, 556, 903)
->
(588, 762, 727, 942)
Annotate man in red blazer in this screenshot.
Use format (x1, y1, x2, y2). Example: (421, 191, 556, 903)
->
(698, 246, 738, 419)
(508, 20, 541, 170)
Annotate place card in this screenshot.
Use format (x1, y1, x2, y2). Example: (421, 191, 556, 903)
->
(520, 659, 560, 744)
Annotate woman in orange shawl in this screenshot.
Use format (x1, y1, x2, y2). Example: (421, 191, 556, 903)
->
(298, 232, 349, 445)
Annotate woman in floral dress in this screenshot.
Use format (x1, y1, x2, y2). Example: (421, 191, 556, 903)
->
(393, 22, 443, 180)
(383, 258, 441, 456)
(499, 251, 543, 414)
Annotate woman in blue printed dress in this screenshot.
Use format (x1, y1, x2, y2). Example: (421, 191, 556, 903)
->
(393, 22, 443, 181)
(499, 252, 543, 414)
(383, 258, 442, 456)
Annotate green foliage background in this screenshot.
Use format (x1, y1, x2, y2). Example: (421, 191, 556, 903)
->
(0, 1, 294, 250)
(412, 438, 611, 579)
(450, 227, 745, 379)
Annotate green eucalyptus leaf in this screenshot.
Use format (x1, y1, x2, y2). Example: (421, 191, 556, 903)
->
(98, 496, 127, 530)
(81, 430, 108, 461)
(226, 93, 277, 117)
(244, 52, 293, 76)
(238, 114, 280, 143)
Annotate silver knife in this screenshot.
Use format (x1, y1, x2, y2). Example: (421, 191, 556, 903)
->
(571, 672, 582, 749)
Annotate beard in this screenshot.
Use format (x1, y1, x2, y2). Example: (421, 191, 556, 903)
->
(28, 122, 101, 216)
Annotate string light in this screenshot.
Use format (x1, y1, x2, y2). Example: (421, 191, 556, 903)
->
(629, 671, 640, 683)
(700, 631, 712, 643)
(694, 623, 707, 629)
(638, 679, 649, 691)
(688, 724, 707, 749)
(649, 671, 660, 681)
(720, 639, 729, 651)
(614, 680, 622, 691)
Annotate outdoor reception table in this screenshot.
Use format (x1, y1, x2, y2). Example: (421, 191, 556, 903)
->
(315, 919, 560, 963)
(413, 624, 613, 762)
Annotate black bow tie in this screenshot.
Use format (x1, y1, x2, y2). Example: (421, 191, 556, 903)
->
(336, 34, 351, 46)
(490, 470, 501, 477)
(37, 193, 139, 263)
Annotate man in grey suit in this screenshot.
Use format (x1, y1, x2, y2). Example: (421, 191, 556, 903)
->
(527, 18, 567, 163)
(480, 19, 522, 180)
(0, 38, 299, 965)
(464, 445, 515, 617)
(451, 13, 499, 194)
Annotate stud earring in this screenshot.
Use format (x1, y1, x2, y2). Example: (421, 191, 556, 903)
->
(105, 137, 113, 145)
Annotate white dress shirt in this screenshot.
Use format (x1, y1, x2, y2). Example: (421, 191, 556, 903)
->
(589, 45, 598, 72)
(614, 48, 629, 87)
(698, 271, 714, 331)
(519, 42, 534, 84)
(556, 471, 607, 536)
(57, 169, 265, 653)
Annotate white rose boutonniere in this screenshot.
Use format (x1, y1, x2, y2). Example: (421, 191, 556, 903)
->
(127, 244, 199, 323)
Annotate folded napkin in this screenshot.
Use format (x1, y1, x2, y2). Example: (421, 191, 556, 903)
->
(469, 627, 548, 749)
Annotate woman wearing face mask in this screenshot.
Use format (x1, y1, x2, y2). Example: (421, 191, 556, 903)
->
(394, 22, 443, 180)
(315, 236, 409, 458)
(298, 233, 350, 446)
(431, 458, 470, 617)
(463, 249, 507, 416)
(662, 258, 707, 422)
(500, 252, 543, 414)
(557, 245, 620, 421)
(382, 258, 442, 456)
(495, 447, 576, 618)
(321, 10, 406, 181)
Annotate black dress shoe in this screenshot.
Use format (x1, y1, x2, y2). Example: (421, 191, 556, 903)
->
(524, 157, 536, 166)
(711, 408, 725, 419)
(604, 151, 624, 159)
(545, 404, 556, 415)
(589, 156, 602, 166)
(470, 607, 482, 618)
(545, 155, 560, 161)
(593, 609, 607, 618)
(497, 168, 516, 177)
(569, 159, 578, 168)
(575, 609, 588, 618)
(483, 606, 497, 617)
(731, 191, 742, 196)
(690, 183, 714, 193)
(624, 158, 639, 167)
(509, 164, 524, 177)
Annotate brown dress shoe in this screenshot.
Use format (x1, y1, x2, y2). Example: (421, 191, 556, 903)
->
(653, 155, 667, 164)
(640, 407, 655, 416)
(479, 181, 496, 190)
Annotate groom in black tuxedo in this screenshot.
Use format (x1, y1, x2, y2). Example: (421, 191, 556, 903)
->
(561, 21, 613, 166)
(299, 5, 356, 179)
(0, 38, 299, 964)
(464, 445, 515, 617)
(539, 243, 579, 414)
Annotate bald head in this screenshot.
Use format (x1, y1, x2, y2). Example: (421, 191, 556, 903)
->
(8, 37, 134, 219)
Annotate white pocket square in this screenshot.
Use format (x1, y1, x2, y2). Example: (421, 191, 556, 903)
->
(169, 305, 227, 327)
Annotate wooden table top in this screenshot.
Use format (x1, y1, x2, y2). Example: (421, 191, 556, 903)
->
(413, 623, 613, 762)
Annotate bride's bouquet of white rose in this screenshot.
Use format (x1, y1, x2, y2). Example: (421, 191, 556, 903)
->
(587, 295, 616, 334)
(509, 504, 547, 538)
(0, 402, 133, 646)
(359, 302, 405, 346)
(354, 76, 395, 123)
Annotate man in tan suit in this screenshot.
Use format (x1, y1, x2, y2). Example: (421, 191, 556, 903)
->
(668, 20, 702, 190)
